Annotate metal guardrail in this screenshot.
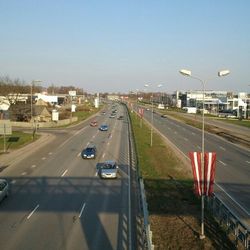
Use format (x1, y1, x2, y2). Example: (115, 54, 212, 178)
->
(124, 103, 154, 250)
(207, 194, 250, 250)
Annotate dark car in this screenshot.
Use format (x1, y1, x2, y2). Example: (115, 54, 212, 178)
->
(81, 145, 97, 159)
(0, 179, 9, 203)
(99, 124, 108, 131)
(117, 115, 124, 120)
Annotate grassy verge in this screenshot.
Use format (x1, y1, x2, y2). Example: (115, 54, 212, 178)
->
(130, 112, 236, 249)
(0, 131, 40, 153)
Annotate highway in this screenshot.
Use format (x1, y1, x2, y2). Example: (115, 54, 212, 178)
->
(0, 103, 134, 250)
(140, 107, 250, 229)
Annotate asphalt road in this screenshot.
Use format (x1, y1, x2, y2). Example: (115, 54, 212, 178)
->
(140, 107, 250, 230)
(0, 103, 133, 250)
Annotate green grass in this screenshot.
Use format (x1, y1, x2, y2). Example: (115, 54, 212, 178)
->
(216, 118, 250, 128)
(0, 131, 40, 153)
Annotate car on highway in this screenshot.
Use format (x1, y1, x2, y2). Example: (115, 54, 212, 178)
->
(90, 120, 98, 127)
(99, 124, 109, 131)
(161, 114, 167, 118)
(109, 113, 116, 118)
(81, 145, 97, 159)
(117, 115, 124, 120)
(0, 179, 9, 203)
(98, 160, 118, 179)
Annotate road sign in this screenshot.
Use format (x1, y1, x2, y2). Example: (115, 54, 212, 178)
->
(0, 120, 12, 135)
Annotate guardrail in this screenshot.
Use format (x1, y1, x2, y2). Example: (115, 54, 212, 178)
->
(124, 103, 154, 250)
(207, 194, 250, 250)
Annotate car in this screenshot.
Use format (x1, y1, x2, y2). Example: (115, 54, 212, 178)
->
(98, 160, 118, 179)
(90, 120, 98, 127)
(117, 115, 124, 120)
(99, 124, 108, 131)
(109, 113, 116, 118)
(161, 114, 167, 118)
(81, 145, 97, 159)
(0, 179, 9, 203)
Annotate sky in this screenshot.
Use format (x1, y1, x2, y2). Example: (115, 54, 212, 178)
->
(0, 0, 250, 94)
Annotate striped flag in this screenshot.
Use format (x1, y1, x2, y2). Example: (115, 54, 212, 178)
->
(189, 152, 216, 196)
(189, 152, 202, 196)
(204, 152, 216, 196)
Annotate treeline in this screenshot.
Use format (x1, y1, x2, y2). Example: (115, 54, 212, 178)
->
(0, 76, 85, 95)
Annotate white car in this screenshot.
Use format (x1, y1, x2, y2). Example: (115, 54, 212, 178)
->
(0, 179, 9, 203)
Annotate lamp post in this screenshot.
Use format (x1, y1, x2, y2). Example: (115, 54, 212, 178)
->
(144, 84, 163, 147)
(30, 80, 42, 139)
(179, 69, 230, 239)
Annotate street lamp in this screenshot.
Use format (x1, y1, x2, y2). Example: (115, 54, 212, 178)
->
(179, 69, 230, 239)
(144, 83, 163, 147)
(30, 80, 42, 139)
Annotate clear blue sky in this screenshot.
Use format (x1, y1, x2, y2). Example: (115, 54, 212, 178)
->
(1, 0, 249, 94)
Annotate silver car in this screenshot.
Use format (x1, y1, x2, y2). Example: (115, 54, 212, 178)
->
(99, 161, 118, 179)
(0, 179, 9, 203)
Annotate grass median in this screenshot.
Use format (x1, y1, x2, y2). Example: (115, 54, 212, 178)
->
(130, 112, 236, 249)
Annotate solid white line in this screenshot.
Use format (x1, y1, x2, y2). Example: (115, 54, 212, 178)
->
(219, 160, 226, 166)
(31, 165, 36, 168)
(79, 203, 86, 218)
(27, 204, 39, 219)
(61, 169, 68, 177)
(219, 146, 226, 151)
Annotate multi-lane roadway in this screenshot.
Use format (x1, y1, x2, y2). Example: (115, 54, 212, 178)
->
(0, 103, 134, 250)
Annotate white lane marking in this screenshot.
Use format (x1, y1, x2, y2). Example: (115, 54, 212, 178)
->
(174, 131, 177, 134)
(31, 165, 36, 168)
(77, 152, 81, 157)
(11, 180, 16, 184)
(27, 204, 39, 219)
(107, 142, 110, 145)
(21, 172, 27, 176)
(48, 152, 53, 155)
(246, 161, 250, 164)
(95, 172, 98, 177)
(215, 183, 250, 216)
(219, 160, 227, 166)
(182, 127, 186, 131)
(61, 169, 68, 177)
(42, 157, 46, 160)
(102, 153, 106, 158)
(184, 138, 188, 141)
(192, 132, 195, 135)
(219, 146, 226, 151)
(79, 203, 86, 218)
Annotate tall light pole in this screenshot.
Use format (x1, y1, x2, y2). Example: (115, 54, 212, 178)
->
(30, 80, 42, 139)
(179, 69, 230, 239)
(144, 84, 163, 147)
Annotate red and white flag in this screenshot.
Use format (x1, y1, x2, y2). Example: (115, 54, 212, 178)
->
(138, 108, 144, 118)
(189, 152, 216, 196)
(189, 152, 202, 196)
(204, 152, 216, 196)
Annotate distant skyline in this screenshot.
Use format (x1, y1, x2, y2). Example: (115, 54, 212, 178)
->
(1, 1, 250, 94)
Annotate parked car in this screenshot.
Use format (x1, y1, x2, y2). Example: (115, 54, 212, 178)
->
(99, 124, 108, 131)
(0, 179, 9, 203)
(98, 160, 118, 179)
(90, 120, 98, 127)
(81, 145, 97, 159)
